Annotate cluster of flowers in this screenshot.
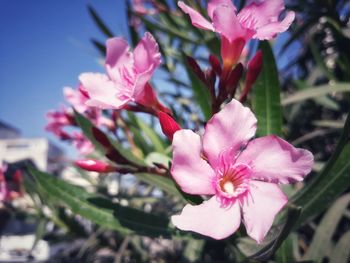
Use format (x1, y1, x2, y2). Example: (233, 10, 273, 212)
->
(47, 0, 313, 243)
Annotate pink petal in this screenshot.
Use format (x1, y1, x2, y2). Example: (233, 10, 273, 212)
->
(207, 0, 236, 20)
(133, 32, 161, 74)
(237, 0, 294, 40)
(242, 181, 288, 243)
(178, 1, 214, 31)
(79, 73, 129, 109)
(237, 135, 314, 184)
(105, 37, 133, 82)
(203, 99, 257, 169)
(172, 196, 241, 239)
(132, 33, 161, 100)
(253, 11, 295, 40)
(212, 5, 251, 42)
(171, 130, 216, 195)
(63, 87, 88, 113)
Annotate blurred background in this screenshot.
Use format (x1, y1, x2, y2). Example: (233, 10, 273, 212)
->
(1, 0, 350, 262)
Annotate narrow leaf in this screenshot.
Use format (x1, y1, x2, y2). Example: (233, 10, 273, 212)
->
(252, 41, 282, 136)
(329, 231, 350, 263)
(282, 83, 350, 106)
(303, 194, 350, 261)
(183, 53, 212, 120)
(29, 168, 172, 237)
(74, 110, 146, 166)
(88, 5, 114, 38)
(291, 112, 350, 224)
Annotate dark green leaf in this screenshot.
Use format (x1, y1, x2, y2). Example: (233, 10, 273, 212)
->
(291, 112, 350, 224)
(29, 168, 172, 238)
(91, 38, 106, 56)
(252, 41, 282, 137)
(88, 5, 114, 38)
(133, 172, 180, 198)
(183, 53, 212, 120)
(74, 110, 146, 166)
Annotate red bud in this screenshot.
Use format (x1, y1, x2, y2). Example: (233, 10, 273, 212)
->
(226, 63, 244, 98)
(92, 127, 112, 148)
(186, 56, 207, 84)
(157, 111, 181, 141)
(75, 159, 116, 173)
(240, 51, 263, 102)
(13, 170, 23, 183)
(137, 83, 172, 114)
(209, 54, 222, 75)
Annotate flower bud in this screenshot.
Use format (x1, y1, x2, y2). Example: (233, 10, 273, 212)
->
(75, 159, 116, 173)
(226, 63, 243, 98)
(137, 83, 172, 114)
(209, 54, 222, 75)
(157, 111, 181, 141)
(186, 56, 207, 84)
(240, 51, 263, 102)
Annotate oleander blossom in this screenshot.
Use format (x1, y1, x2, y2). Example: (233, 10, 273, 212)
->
(79, 32, 162, 110)
(178, 0, 295, 67)
(171, 99, 313, 242)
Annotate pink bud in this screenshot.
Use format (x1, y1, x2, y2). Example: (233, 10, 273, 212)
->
(75, 159, 116, 173)
(157, 111, 181, 141)
(240, 51, 263, 102)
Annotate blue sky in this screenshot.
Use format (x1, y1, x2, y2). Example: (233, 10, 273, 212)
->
(0, 0, 127, 155)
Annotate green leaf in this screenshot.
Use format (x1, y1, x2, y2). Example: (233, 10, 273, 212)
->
(252, 41, 282, 137)
(275, 233, 298, 263)
(136, 118, 166, 153)
(183, 53, 212, 120)
(133, 172, 180, 198)
(91, 38, 106, 56)
(74, 110, 146, 166)
(29, 217, 47, 255)
(282, 83, 350, 106)
(88, 5, 114, 38)
(145, 152, 171, 167)
(29, 168, 172, 238)
(329, 231, 350, 263)
(291, 112, 350, 224)
(309, 39, 335, 80)
(303, 194, 350, 261)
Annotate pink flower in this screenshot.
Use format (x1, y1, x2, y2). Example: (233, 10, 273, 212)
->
(178, 0, 295, 67)
(79, 32, 161, 110)
(171, 99, 313, 242)
(45, 106, 74, 139)
(132, 0, 158, 15)
(63, 85, 89, 113)
(71, 132, 94, 156)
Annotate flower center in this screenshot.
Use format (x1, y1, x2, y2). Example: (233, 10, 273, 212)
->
(215, 163, 251, 206)
(221, 181, 235, 195)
